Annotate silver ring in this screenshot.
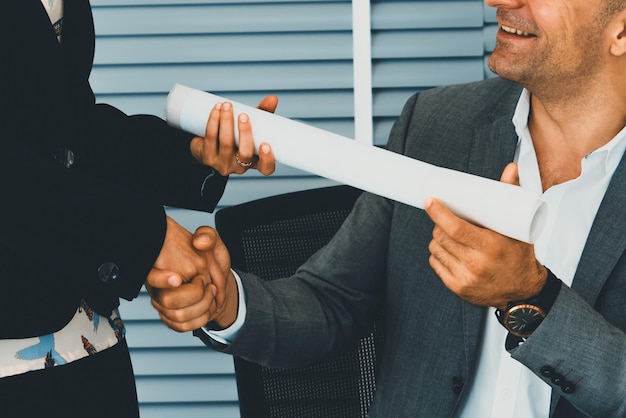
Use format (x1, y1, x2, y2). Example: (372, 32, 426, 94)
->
(235, 153, 253, 168)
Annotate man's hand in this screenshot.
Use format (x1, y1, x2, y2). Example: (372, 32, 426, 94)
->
(425, 163, 547, 309)
(190, 96, 279, 176)
(145, 224, 238, 332)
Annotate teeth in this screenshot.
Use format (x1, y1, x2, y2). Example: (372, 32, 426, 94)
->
(501, 25, 530, 36)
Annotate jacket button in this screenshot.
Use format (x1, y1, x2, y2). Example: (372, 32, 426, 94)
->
(561, 381, 577, 394)
(551, 374, 565, 385)
(452, 376, 465, 394)
(540, 365, 554, 377)
(54, 147, 75, 168)
(97, 263, 120, 283)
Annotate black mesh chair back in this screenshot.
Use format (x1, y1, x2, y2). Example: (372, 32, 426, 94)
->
(215, 185, 384, 418)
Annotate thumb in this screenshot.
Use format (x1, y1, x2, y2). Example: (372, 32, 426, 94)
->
(193, 226, 219, 251)
(500, 162, 520, 186)
(257, 95, 278, 114)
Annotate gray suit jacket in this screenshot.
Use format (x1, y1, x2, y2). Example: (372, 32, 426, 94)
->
(223, 77, 626, 417)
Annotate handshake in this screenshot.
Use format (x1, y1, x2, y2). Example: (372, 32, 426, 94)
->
(145, 216, 237, 333)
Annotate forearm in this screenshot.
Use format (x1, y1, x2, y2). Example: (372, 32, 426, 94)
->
(82, 106, 228, 211)
(220, 193, 390, 367)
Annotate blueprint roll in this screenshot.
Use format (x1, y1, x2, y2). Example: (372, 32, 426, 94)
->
(166, 83, 547, 243)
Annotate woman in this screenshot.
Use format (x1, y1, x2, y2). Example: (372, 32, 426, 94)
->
(0, 1, 276, 416)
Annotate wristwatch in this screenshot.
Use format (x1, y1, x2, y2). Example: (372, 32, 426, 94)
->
(496, 268, 561, 339)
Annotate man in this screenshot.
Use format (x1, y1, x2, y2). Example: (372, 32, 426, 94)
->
(149, 0, 626, 416)
(0, 1, 276, 416)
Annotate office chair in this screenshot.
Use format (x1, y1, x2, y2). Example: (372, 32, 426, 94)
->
(215, 185, 385, 418)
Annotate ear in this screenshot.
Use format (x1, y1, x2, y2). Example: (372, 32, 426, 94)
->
(609, 10, 626, 56)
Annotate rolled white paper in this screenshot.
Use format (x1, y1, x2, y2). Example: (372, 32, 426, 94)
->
(166, 84, 547, 243)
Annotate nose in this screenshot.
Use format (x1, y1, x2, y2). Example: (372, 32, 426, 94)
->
(484, 0, 523, 8)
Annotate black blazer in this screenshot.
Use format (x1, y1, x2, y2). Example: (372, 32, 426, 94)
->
(1, 0, 227, 338)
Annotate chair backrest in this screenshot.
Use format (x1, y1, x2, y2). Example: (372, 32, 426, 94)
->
(215, 185, 384, 418)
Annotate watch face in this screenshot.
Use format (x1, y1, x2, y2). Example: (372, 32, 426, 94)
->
(503, 303, 546, 338)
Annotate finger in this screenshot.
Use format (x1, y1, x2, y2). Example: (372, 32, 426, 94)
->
(424, 198, 465, 240)
(257, 95, 278, 113)
(157, 297, 216, 332)
(192, 226, 231, 311)
(205, 252, 232, 312)
(428, 224, 465, 276)
(155, 278, 218, 332)
(425, 197, 488, 250)
(151, 275, 207, 310)
(204, 102, 223, 145)
(428, 237, 451, 275)
(500, 162, 520, 185)
(428, 251, 455, 289)
(157, 278, 215, 316)
(146, 267, 184, 290)
(192, 103, 224, 164)
(254, 143, 276, 176)
(218, 102, 236, 153)
(236, 113, 255, 166)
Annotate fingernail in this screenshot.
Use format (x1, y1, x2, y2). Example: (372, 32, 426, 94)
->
(261, 144, 271, 153)
(214, 102, 222, 110)
(223, 102, 231, 111)
(195, 235, 211, 246)
(239, 113, 248, 123)
(424, 197, 432, 209)
(168, 275, 182, 287)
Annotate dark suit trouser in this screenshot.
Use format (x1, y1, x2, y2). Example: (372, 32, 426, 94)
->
(0, 339, 139, 418)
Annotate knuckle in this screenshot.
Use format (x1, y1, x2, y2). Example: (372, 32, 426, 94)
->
(466, 258, 483, 276)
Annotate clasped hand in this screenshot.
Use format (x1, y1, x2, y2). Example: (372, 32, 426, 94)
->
(146, 222, 235, 332)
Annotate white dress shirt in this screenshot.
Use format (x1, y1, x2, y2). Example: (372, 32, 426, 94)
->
(209, 88, 626, 416)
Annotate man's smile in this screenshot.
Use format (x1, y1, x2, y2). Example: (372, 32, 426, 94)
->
(500, 24, 536, 38)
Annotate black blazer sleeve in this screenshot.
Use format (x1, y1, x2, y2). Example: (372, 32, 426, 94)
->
(0, 0, 227, 338)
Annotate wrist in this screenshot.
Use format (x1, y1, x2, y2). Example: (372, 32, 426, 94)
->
(495, 267, 561, 339)
(212, 271, 240, 329)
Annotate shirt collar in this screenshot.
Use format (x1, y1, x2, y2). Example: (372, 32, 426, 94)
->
(512, 88, 626, 179)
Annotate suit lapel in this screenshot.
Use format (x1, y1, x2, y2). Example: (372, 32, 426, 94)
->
(462, 101, 520, 366)
(571, 153, 626, 304)
(470, 112, 519, 180)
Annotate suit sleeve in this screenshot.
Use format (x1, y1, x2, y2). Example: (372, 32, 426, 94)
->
(79, 103, 228, 211)
(221, 191, 391, 368)
(512, 282, 626, 416)
(218, 96, 420, 367)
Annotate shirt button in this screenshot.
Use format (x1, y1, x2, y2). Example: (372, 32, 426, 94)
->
(97, 262, 120, 283)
